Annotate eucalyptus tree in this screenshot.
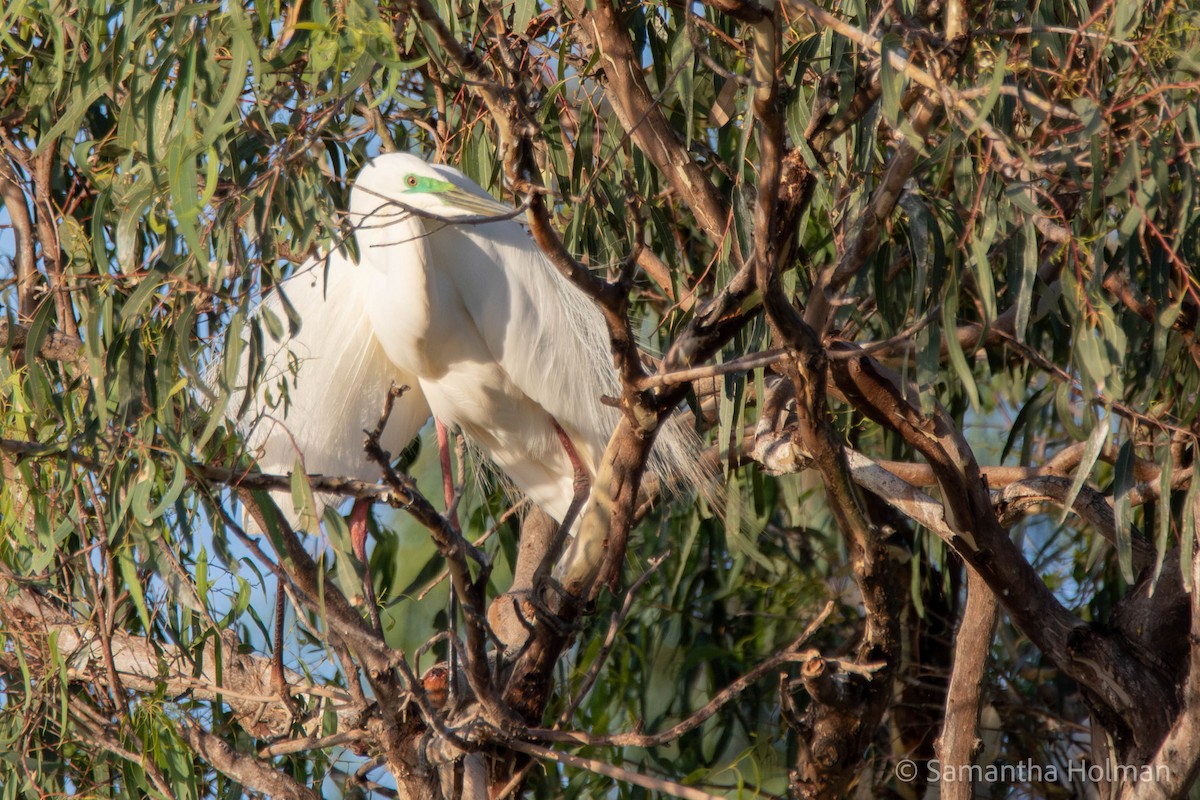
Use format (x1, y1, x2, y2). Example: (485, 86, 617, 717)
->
(2, 0, 1199, 798)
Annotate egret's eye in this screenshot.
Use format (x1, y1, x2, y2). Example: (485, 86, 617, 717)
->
(405, 176, 418, 187)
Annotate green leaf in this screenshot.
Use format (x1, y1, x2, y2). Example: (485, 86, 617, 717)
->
(963, 48, 1007, 138)
(1013, 219, 1037, 343)
(23, 297, 57, 365)
(879, 33, 904, 126)
(1113, 0, 1143, 41)
(58, 215, 90, 265)
(1183, 471, 1200, 592)
(969, 203, 998, 323)
(130, 460, 158, 527)
(1112, 439, 1135, 584)
(47, 630, 69, 734)
(119, 549, 154, 634)
(290, 456, 320, 533)
(120, 278, 163, 327)
(33, 85, 107, 154)
(222, 309, 247, 390)
(670, 24, 694, 149)
(1074, 321, 1110, 398)
(943, 292, 980, 414)
(1152, 447, 1172, 591)
(201, 18, 250, 148)
(1001, 384, 1051, 464)
(146, 456, 187, 522)
(1106, 141, 1139, 198)
(1058, 411, 1109, 526)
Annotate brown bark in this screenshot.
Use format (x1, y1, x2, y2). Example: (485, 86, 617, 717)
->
(745, 12, 901, 797)
(0, 155, 37, 317)
(560, 0, 731, 247)
(828, 344, 1178, 761)
(934, 567, 999, 800)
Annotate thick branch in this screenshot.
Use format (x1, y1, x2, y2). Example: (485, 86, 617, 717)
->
(32, 149, 78, 340)
(560, 0, 732, 246)
(0, 155, 37, 317)
(0, 320, 85, 363)
(829, 343, 1176, 759)
(934, 567, 998, 800)
(748, 14, 898, 797)
(178, 722, 322, 800)
(1119, 528, 1200, 799)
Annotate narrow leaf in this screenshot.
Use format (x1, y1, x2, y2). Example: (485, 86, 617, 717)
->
(1059, 411, 1109, 526)
(1152, 448, 1172, 592)
(1112, 440, 1135, 583)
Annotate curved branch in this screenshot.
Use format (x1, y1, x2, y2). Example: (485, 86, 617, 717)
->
(560, 0, 732, 247)
(829, 344, 1177, 758)
(0, 155, 37, 317)
(995, 475, 1155, 568)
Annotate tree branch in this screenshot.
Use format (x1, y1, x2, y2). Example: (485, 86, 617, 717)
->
(0, 154, 37, 317)
(560, 0, 732, 248)
(178, 721, 323, 800)
(0, 319, 85, 363)
(0, 573, 350, 739)
(828, 342, 1177, 760)
(934, 567, 998, 800)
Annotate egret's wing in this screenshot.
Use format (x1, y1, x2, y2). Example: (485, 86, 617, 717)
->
(428, 221, 620, 471)
(420, 162, 619, 465)
(429, 216, 709, 500)
(233, 251, 431, 527)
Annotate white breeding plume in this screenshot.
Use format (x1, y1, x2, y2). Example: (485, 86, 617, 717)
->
(233, 252, 430, 525)
(233, 152, 707, 543)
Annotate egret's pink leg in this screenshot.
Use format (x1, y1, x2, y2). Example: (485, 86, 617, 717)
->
(349, 498, 381, 634)
(435, 419, 460, 529)
(490, 421, 593, 653)
(552, 421, 591, 537)
(434, 418, 462, 704)
(526, 420, 592, 587)
(350, 499, 371, 563)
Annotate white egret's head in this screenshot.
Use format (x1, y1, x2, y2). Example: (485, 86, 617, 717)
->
(349, 153, 515, 230)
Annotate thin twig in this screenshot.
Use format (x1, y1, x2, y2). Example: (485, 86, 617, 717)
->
(558, 551, 671, 724)
(506, 739, 727, 800)
(416, 500, 528, 601)
(529, 601, 834, 748)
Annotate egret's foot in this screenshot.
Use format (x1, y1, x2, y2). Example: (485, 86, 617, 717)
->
(537, 573, 590, 617)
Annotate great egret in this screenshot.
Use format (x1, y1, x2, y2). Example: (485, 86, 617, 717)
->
(234, 153, 705, 637)
(348, 154, 702, 520)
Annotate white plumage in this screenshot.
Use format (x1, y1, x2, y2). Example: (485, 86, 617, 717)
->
(234, 251, 430, 523)
(234, 152, 703, 540)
